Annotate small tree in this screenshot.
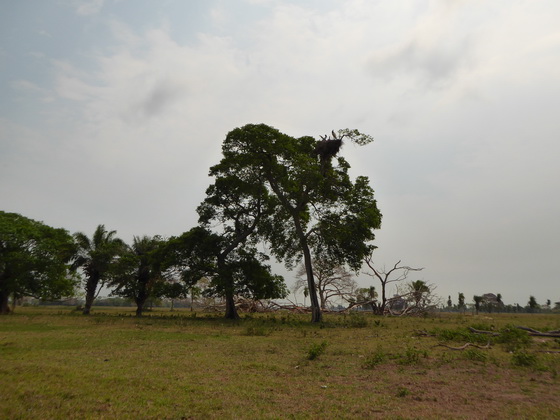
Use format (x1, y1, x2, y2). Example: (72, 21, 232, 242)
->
(496, 293, 503, 312)
(351, 286, 378, 312)
(473, 295, 483, 315)
(458, 292, 465, 312)
(527, 296, 538, 313)
(165, 228, 287, 319)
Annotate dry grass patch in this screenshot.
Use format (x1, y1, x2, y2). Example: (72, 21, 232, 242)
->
(0, 308, 558, 419)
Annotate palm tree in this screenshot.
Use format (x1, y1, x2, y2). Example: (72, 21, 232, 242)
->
(72, 225, 124, 315)
(111, 236, 164, 317)
(496, 293, 503, 312)
(473, 295, 483, 315)
(410, 280, 430, 307)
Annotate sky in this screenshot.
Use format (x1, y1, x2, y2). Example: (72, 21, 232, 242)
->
(1, 0, 559, 307)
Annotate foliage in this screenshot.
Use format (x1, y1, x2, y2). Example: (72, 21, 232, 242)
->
(458, 292, 465, 311)
(363, 347, 387, 369)
(495, 324, 531, 352)
(110, 235, 166, 317)
(213, 123, 381, 322)
(511, 350, 538, 367)
(72, 225, 124, 315)
(398, 346, 426, 365)
(342, 313, 369, 328)
(166, 227, 287, 319)
(0, 211, 77, 314)
(307, 341, 328, 360)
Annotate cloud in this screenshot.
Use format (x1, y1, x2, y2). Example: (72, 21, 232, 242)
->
(2, 0, 560, 304)
(70, 0, 105, 16)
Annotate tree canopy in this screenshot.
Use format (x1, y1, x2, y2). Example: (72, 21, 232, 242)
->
(0, 211, 77, 314)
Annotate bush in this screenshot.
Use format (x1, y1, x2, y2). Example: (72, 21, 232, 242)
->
(496, 325, 531, 352)
(363, 347, 386, 369)
(398, 346, 427, 365)
(307, 341, 328, 360)
(511, 350, 537, 367)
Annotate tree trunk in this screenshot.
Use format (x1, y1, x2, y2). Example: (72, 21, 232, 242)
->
(135, 298, 145, 317)
(224, 290, 239, 320)
(82, 274, 99, 315)
(0, 290, 11, 315)
(301, 239, 321, 323)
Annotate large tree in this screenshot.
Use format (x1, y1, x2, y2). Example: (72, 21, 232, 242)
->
(213, 124, 381, 322)
(0, 211, 77, 314)
(72, 225, 124, 315)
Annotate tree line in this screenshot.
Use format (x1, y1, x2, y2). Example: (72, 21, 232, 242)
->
(1, 124, 383, 321)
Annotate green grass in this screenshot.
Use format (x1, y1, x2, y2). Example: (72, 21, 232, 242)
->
(1, 307, 559, 419)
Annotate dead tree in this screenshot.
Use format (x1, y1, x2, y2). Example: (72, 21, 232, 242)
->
(363, 255, 424, 315)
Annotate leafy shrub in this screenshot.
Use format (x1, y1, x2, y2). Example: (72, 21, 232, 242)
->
(496, 325, 531, 352)
(363, 347, 386, 369)
(307, 341, 328, 360)
(432, 327, 489, 345)
(398, 346, 426, 365)
(511, 350, 537, 367)
(396, 387, 410, 397)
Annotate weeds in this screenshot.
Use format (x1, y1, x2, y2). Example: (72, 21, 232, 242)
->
(307, 341, 328, 360)
(464, 348, 488, 363)
(398, 346, 427, 365)
(496, 325, 531, 352)
(396, 387, 410, 397)
(511, 350, 538, 367)
(244, 325, 270, 336)
(342, 313, 368, 328)
(363, 347, 386, 369)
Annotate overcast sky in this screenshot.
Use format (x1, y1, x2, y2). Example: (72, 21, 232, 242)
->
(2, 0, 559, 306)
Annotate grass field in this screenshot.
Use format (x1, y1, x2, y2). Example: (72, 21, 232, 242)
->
(1, 307, 559, 419)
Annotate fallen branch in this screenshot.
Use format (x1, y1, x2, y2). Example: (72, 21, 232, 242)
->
(469, 326, 560, 338)
(515, 326, 560, 338)
(434, 342, 492, 351)
(468, 327, 500, 336)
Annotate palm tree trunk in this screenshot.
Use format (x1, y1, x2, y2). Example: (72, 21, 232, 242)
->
(82, 274, 99, 315)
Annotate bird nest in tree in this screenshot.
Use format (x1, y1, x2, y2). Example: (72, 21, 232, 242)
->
(314, 139, 342, 161)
